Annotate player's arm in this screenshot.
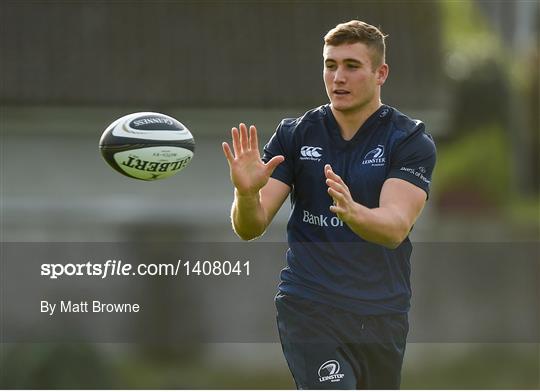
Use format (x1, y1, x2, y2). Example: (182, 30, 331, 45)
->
(231, 178, 290, 240)
(325, 165, 426, 249)
(222, 123, 290, 240)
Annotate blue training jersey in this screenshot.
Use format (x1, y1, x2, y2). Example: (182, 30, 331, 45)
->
(262, 104, 437, 316)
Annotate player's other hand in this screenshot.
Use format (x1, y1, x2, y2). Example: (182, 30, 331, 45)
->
(325, 164, 359, 222)
(222, 123, 284, 196)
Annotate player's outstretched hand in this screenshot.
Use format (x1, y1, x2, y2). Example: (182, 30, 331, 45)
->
(222, 123, 284, 196)
(325, 164, 358, 222)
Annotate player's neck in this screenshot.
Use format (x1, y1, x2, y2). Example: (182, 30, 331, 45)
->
(331, 99, 382, 141)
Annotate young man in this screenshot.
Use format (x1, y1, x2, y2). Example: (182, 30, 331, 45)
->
(222, 20, 436, 389)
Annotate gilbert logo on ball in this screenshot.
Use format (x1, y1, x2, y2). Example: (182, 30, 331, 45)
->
(99, 112, 195, 181)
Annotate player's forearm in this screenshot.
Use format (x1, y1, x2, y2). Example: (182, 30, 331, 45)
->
(231, 190, 268, 241)
(344, 203, 411, 249)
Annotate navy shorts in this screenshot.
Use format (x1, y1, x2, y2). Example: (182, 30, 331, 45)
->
(275, 292, 408, 389)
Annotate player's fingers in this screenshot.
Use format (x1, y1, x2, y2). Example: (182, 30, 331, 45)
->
(231, 127, 241, 156)
(325, 167, 342, 181)
(324, 164, 334, 177)
(328, 187, 347, 203)
(326, 170, 348, 191)
(265, 155, 285, 175)
(326, 178, 349, 196)
(249, 125, 259, 152)
(324, 165, 341, 182)
(222, 142, 234, 164)
(325, 168, 351, 198)
(329, 204, 344, 215)
(239, 123, 249, 152)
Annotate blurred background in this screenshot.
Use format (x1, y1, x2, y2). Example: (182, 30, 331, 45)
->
(1, 0, 538, 388)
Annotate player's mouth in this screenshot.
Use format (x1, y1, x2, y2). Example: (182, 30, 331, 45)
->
(333, 89, 350, 96)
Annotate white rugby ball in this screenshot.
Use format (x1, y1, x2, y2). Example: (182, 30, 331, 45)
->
(99, 112, 195, 181)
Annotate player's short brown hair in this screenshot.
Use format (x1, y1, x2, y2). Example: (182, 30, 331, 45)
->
(324, 20, 387, 68)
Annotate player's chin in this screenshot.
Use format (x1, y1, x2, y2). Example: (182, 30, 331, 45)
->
(330, 101, 354, 112)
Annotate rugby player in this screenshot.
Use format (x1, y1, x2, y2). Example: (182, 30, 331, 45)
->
(222, 20, 436, 389)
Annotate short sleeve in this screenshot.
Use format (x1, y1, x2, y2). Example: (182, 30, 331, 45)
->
(387, 128, 437, 198)
(262, 121, 295, 186)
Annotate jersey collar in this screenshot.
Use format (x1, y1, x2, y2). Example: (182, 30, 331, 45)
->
(324, 104, 393, 147)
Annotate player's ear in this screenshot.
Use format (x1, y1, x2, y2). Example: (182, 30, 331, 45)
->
(375, 63, 389, 86)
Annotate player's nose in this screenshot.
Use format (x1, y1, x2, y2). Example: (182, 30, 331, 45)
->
(333, 67, 346, 83)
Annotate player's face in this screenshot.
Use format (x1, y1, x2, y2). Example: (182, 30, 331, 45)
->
(323, 43, 387, 114)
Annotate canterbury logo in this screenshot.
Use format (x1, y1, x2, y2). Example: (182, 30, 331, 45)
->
(300, 146, 323, 160)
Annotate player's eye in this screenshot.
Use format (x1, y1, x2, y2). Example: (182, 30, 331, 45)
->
(325, 63, 337, 70)
(347, 63, 359, 69)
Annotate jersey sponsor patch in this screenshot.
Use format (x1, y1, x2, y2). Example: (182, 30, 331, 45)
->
(303, 209, 344, 227)
(399, 166, 431, 184)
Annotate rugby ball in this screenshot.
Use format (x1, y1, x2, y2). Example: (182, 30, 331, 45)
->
(99, 112, 195, 181)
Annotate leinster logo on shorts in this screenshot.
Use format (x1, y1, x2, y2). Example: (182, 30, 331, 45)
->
(318, 359, 344, 383)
